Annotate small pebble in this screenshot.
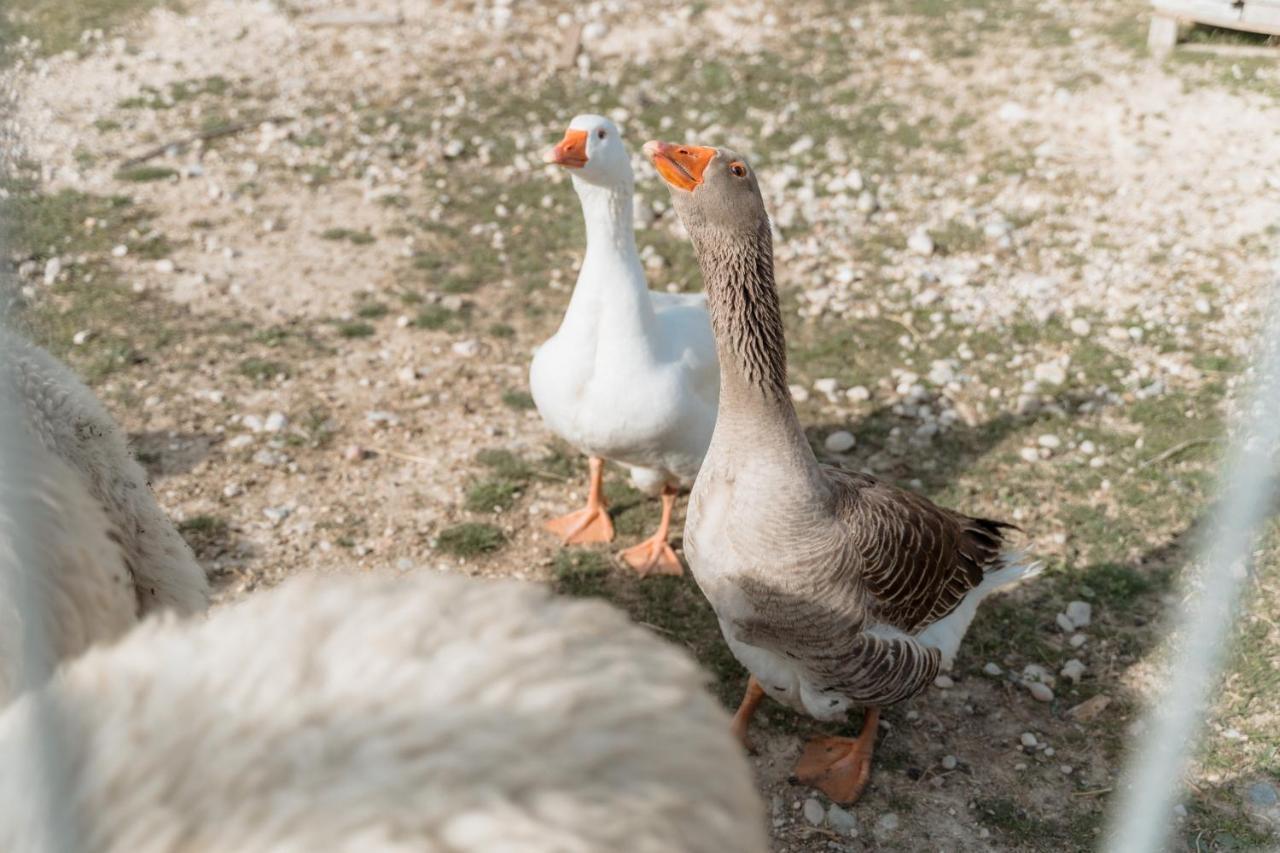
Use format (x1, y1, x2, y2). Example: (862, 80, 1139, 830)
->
(940, 754, 957, 770)
(1060, 659, 1086, 683)
(1028, 682, 1054, 702)
(1069, 633, 1088, 648)
(982, 662, 1002, 676)
(789, 384, 810, 403)
(1056, 612, 1075, 632)
(1020, 732, 1038, 748)
(1069, 317, 1091, 336)
(1060, 765, 1073, 775)
(1247, 781, 1279, 807)
(907, 228, 934, 256)
(1037, 434, 1061, 449)
(934, 675, 954, 689)
(264, 411, 288, 433)
(824, 430, 857, 453)
(222, 483, 242, 498)
(343, 445, 365, 462)
(802, 797, 825, 826)
(72, 329, 92, 346)
(1066, 600, 1092, 628)
(846, 385, 871, 402)
(827, 804, 857, 834)
(876, 813, 899, 833)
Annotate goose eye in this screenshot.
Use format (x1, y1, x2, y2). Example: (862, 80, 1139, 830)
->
(596, 129, 607, 140)
(730, 162, 747, 178)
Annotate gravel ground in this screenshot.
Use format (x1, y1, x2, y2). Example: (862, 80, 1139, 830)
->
(4, 0, 1280, 849)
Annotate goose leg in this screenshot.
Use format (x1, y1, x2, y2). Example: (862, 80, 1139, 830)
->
(730, 676, 766, 750)
(617, 485, 683, 576)
(546, 457, 615, 544)
(792, 706, 880, 804)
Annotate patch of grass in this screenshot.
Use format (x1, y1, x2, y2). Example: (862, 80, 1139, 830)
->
(320, 227, 375, 245)
(502, 389, 536, 410)
(552, 548, 612, 594)
(335, 321, 375, 339)
(1, 177, 177, 381)
(2, 0, 175, 56)
(465, 478, 522, 513)
(177, 514, 229, 555)
(114, 165, 177, 183)
(355, 302, 388, 319)
(436, 522, 505, 557)
(412, 303, 472, 331)
(488, 322, 515, 339)
(238, 357, 288, 381)
(930, 218, 985, 255)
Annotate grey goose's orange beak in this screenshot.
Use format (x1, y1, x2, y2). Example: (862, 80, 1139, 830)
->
(544, 128, 589, 168)
(643, 140, 716, 192)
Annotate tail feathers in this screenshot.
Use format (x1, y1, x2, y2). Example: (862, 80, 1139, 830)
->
(917, 552, 1042, 670)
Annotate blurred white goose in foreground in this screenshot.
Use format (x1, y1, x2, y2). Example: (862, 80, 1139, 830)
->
(645, 140, 1040, 804)
(531, 114, 719, 576)
(0, 329, 208, 702)
(0, 571, 768, 853)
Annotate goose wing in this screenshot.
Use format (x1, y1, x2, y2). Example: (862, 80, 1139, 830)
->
(825, 467, 1014, 633)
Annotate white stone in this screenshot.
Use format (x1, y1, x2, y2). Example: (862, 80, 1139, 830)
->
(789, 384, 810, 403)
(1028, 682, 1054, 702)
(827, 804, 857, 834)
(1033, 361, 1067, 386)
(814, 377, 840, 396)
(825, 430, 857, 453)
(155, 259, 175, 274)
(243, 414, 265, 433)
(1070, 318, 1091, 336)
(907, 228, 934, 256)
(1079, 440, 1097, 455)
(983, 662, 1002, 676)
(222, 483, 242, 498)
(934, 675, 954, 689)
(876, 813, 899, 833)
(1020, 732, 1038, 748)
(42, 257, 61, 285)
(846, 385, 871, 402)
(227, 435, 254, 450)
(452, 339, 479, 357)
(844, 168, 864, 192)
(1037, 434, 1062, 449)
(1069, 633, 1088, 648)
(71, 329, 92, 346)
(1019, 447, 1040, 463)
(264, 412, 288, 433)
(802, 798, 825, 826)
(1066, 600, 1092, 628)
(1056, 613, 1075, 632)
(1060, 659, 1086, 683)
(940, 754, 958, 770)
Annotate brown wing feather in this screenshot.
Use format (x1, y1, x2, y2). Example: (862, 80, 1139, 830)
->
(824, 466, 1015, 633)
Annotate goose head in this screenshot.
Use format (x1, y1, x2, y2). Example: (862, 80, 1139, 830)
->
(642, 140, 766, 240)
(544, 114, 632, 189)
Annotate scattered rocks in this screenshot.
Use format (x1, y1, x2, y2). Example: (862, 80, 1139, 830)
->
(824, 430, 857, 453)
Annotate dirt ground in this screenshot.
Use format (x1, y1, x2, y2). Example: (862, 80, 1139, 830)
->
(3, 0, 1280, 849)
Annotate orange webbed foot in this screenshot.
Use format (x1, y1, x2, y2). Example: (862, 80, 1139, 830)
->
(793, 736, 875, 804)
(618, 536, 683, 577)
(545, 505, 615, 544)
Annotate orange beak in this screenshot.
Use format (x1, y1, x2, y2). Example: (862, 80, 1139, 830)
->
(544, 128, 589, 168)
(643, 140, 716, 192)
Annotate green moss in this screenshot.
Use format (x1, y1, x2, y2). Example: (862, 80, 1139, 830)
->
(320, 227, 375, 244)
(465, 478, 522, 513)
(502, 389, 536, 410)
(335, 321, 375, 339)
(238, 357, 288, 381)
(114, 165, 177, 183)
(436, 522, 505, 557)
(355, 302, 389, 319)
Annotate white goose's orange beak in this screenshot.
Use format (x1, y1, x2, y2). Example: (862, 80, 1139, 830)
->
(544, 128, 589, 168)
(643, 140, 716, 192)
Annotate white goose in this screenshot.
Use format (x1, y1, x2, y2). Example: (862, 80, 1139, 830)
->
(531, 114, 718, 576)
